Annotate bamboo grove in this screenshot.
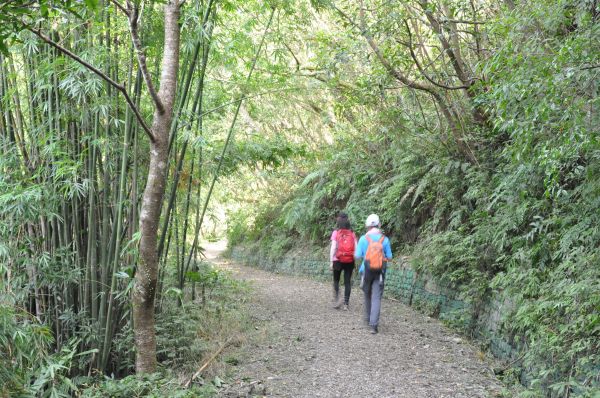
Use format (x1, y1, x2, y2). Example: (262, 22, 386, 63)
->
(0, 0, 300, 390)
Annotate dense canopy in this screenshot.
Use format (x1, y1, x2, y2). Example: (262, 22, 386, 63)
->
(0, 0, 598, 396)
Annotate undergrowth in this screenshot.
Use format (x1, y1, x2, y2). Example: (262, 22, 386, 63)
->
(1, 262, 253, 397)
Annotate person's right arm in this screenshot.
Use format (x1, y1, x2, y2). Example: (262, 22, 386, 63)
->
(329, 240, 337, 270)
(383, 237, 393, 261)
(329, 230, 337, 270)
(355, 236, 366, 273)
(382, 237, 393, 273)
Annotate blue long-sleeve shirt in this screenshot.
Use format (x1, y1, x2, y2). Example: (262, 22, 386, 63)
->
(355, 230, 392, 274)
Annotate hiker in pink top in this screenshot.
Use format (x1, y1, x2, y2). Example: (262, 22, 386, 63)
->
(329, 212, 357, 310)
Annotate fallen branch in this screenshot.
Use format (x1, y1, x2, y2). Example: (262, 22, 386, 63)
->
(185, 339, 234, 388)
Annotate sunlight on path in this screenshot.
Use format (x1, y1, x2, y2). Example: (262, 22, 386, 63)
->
(203, 240, 228, 261)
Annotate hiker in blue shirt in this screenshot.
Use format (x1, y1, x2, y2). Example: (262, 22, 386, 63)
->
(355, 214, 392, 334)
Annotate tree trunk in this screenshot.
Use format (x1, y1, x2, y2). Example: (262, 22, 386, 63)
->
(132, 0, 181, 374)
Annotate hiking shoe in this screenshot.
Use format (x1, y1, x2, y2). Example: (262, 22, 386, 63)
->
(333, 298, 343, 309)
(342, 304, 348, 311)
(332, 290, 341, 308)
(370, 326, 378, 334)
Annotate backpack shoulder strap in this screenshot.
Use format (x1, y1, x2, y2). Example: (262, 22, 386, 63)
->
(366, 235, 373, 244)
(378, 235, 385, 243)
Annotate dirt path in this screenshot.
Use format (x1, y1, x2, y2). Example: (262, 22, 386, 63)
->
(205, 242, 503, 398)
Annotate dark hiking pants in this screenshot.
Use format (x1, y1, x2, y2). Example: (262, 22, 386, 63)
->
(333, 261, 354, 304)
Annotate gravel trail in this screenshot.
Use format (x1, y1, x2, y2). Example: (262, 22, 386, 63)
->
(206, 242, 503, 398)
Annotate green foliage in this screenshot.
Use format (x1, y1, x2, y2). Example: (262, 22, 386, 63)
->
(0, 305, 52, 397)
(0, 0, 100, 54)
(0, 305, 101, 397)
(2, 0, 599, 395)
(230, 0, 600, 396)
(0, 263, 251, 396)
(2, 0, 298, 392)
(79, 372, 216, 398)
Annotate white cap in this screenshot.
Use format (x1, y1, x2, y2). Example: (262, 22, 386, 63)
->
(365, 214, 380, 227)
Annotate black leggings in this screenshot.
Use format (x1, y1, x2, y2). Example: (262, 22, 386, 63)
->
(333, 261, 354, 304)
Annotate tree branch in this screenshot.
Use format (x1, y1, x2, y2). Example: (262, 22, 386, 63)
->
(29, 27, 155, 142)
(580, 64, 600, 70)
(357, 2, 436, 94)
(184, 339, 234, 388)
(332, 1, 478, 164)
(298, 71, 358, 91)
(283, 41, 300, 72)
(110, 0, 129, 16)
(419, 0, 489, 126)
(403, 20, 469, 90)
(419, 0, 473, 87)
(441, 18, 486, 25)
(334, 2, 439, 94)
(331, 4, 361, 31)
(127, 1, 165, 113)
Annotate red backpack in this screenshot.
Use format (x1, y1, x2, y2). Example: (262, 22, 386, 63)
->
(335, 229, 355, 263)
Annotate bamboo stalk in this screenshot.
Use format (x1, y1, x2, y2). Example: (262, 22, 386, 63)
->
(99, 26, 138, 371)
(187, 8, 276, 271)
